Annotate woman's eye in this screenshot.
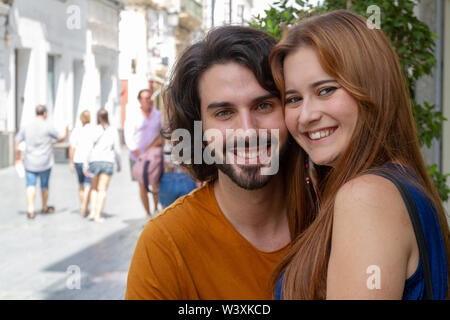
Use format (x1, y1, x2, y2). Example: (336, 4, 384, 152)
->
(318, 87, 337, 96)
(285, 96, 302, 105)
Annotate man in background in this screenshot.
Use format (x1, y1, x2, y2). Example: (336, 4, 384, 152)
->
(124, 89, 162, 216)
(15, 104, 68, 219)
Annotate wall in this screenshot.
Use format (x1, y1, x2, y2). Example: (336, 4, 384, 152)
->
(443, 0, 450, 214)
(0, 0, 122, 168)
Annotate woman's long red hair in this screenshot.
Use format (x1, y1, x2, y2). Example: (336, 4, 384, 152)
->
(270, 10, 450, 299)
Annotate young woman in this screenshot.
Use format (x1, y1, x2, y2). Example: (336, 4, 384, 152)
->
(84, 109, 121, 223)
(270, 10, 449, 299)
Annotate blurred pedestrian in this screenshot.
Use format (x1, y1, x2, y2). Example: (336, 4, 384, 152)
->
(158, 141, 197, 209)
(84, 109, 121, 223)
(124, 89, 162, 216)
(14, 104, 69, 219)
(69, 110, 93, 217)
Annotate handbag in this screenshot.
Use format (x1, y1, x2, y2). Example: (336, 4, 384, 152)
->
(15, 161, 25, 178)
(366, 169, 434, 300)
(132, 146, 163, 193)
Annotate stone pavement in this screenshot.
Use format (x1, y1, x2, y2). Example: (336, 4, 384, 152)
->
(0, 149, 158, 300)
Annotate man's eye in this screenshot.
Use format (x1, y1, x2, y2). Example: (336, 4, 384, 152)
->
(256, 102, 272, 111)
(318, 87, 337, 96)
(215, 110, 232, 118)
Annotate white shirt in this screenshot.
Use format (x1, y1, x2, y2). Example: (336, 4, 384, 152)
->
(70, 124, 94, 164)
(84, 125, 122, 170)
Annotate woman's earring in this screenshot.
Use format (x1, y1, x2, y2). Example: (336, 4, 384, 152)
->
(305, 157, 311, 184)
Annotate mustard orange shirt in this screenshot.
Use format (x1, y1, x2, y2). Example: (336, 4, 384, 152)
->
(125, 183, 289, 300)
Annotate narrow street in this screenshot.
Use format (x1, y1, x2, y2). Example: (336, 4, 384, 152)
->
(0, 149, 152, 299)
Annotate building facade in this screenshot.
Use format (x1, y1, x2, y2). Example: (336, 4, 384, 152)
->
(202, 0, 253, 29)
(0, 0, 123, 168)
(0, 0, 11, 168)
(119, 0, 203, 128)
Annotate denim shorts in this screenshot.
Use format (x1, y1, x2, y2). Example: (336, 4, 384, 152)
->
(88, 161, 114, 177)
(25, 168, 52, 190)
(75, 163, 92, 186)
(159, 172, 197, 208)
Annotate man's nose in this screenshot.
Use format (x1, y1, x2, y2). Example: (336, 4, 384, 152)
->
(236, 110, 257, 132)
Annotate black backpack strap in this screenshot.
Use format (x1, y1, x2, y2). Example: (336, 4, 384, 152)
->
(364, 169, 434, 300)
(143, 160, 150, 193)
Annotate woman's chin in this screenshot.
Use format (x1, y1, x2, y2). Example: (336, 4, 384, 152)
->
(309, 155, 336, 167)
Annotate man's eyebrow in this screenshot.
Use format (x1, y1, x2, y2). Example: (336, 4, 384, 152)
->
(206, 93, 277, 111)
(206, 101, 235, 111)
(250, 93, 278, 105)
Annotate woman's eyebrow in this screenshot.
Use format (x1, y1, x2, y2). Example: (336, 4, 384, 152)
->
(285, 89, 298, 95)
(285, 80, 338, 95)
(310, 79, 338, 88)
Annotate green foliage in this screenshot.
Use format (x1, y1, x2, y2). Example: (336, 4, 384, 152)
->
(250, 0, 449, 201)
(428, 165, 450, 202)
(413, 101, 447, 148)
(249, 0, 325, 39)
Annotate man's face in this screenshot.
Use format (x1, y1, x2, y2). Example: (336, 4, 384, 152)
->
(138, 91, 153, 112)
(199, 62, 289, 190)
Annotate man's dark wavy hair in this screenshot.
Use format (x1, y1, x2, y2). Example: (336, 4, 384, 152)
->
(162, 25, 279, 182)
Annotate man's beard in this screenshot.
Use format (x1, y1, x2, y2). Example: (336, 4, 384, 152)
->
(216, 163, 271, 190)
(215, 136, 289, 190)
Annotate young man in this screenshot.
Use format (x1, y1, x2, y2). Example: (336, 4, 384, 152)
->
(126, 26, 292, 299)
(15, 105, 68, 219)
(124, 89, 162, 216)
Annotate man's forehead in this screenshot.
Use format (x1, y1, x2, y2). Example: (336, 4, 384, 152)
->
(199, 62, 272, 108)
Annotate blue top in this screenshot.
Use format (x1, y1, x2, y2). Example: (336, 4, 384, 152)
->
(275, 164, 448, 300)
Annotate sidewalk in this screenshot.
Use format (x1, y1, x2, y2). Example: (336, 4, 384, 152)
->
(0, 149, 154, 300)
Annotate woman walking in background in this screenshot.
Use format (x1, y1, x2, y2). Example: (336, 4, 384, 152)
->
(270, 10, 449, 299)
(69, 110, 93, 217)
(84, 109, 121, 223)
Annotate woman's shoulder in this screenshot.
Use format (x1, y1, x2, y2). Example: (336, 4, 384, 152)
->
(336, 173, 401, 207)
(334, 172, 413, 231)
(329, 172, 418, 299)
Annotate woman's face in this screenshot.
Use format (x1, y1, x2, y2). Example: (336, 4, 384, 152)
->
(283, 46, 359, 167)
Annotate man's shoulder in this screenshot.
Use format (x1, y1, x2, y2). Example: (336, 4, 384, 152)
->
(31, 119, 54, 133)
(24, 118, 40, 130)
(143, 183, 216, 238)
(41, 120, 58, 132)
(155, 184, 213, 222)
